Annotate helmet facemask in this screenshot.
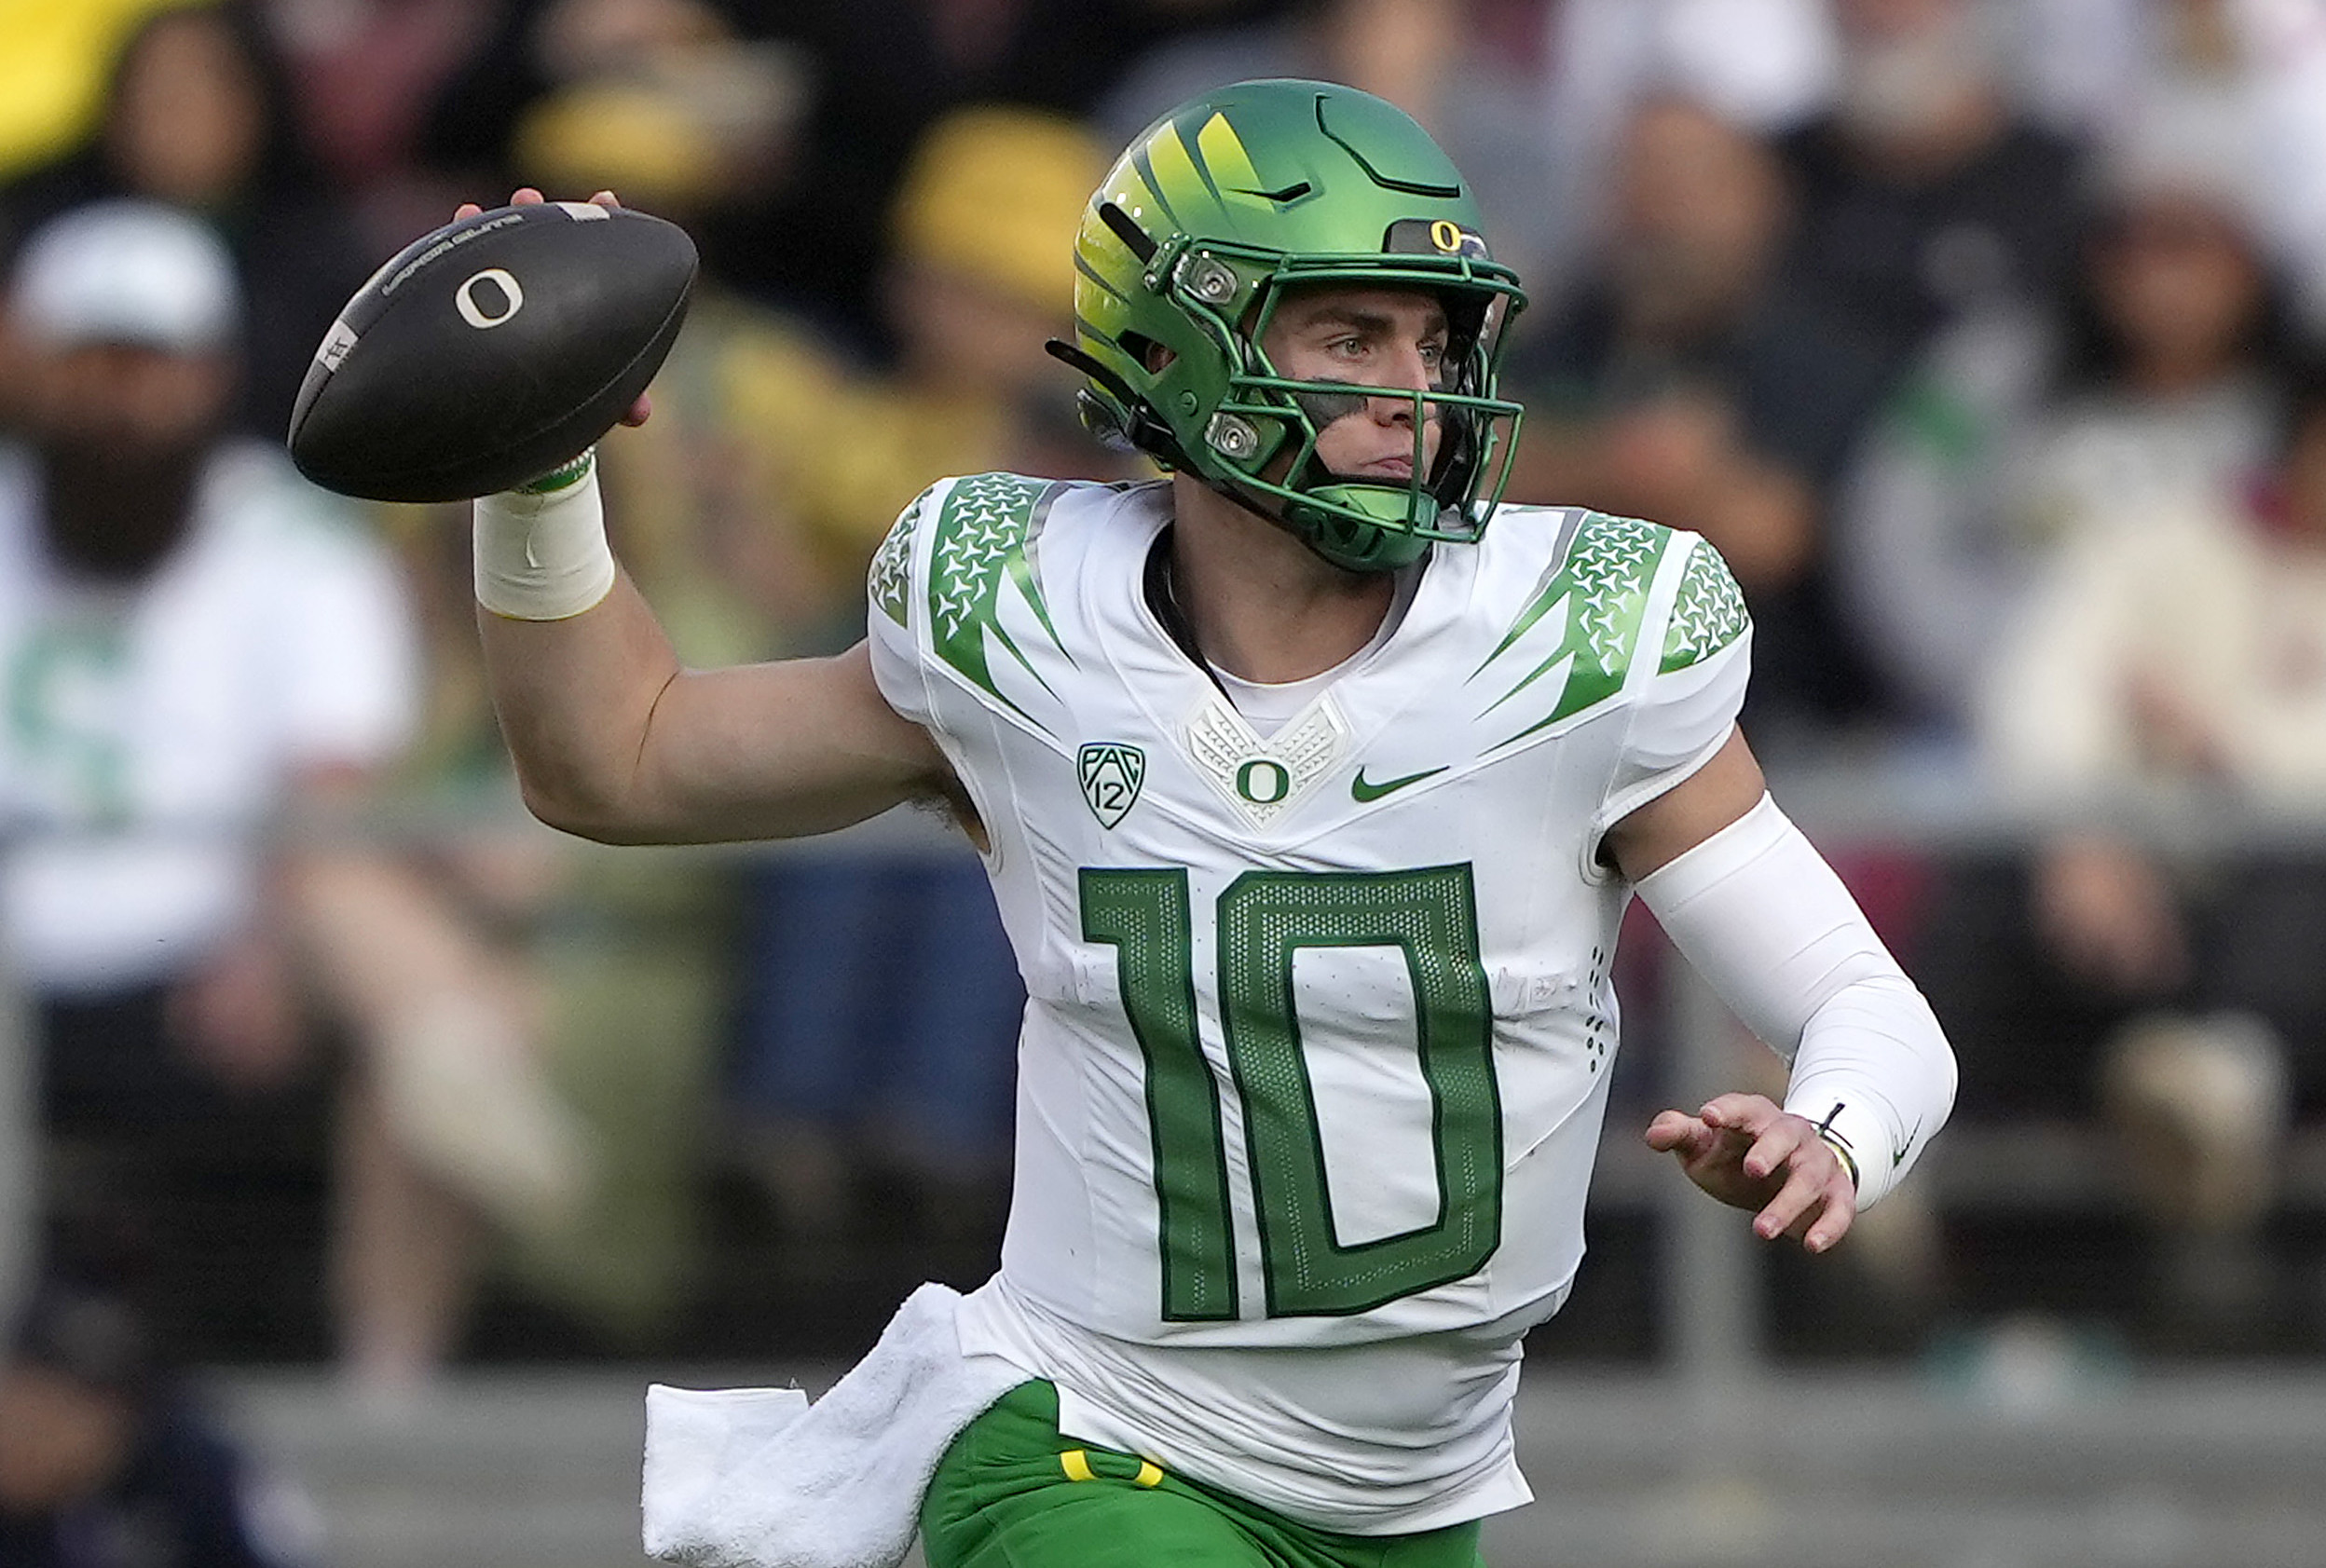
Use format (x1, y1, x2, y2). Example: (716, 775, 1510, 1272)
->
(1108, 233, 1526, 574)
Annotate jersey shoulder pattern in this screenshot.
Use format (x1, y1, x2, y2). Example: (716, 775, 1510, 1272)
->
(1659, 536, 1750, 674)
(867, 485, 925, 630)
(1468, 510, 1677, 751)
(867, 470, 1079, 736)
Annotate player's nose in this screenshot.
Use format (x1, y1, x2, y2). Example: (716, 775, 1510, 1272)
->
(1369, 347, 1439, 421)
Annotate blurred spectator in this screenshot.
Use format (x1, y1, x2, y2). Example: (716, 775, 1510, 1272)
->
(709, 105, 1135, 608)
(1838, 112, 2301, 732)
(1097, 0, 1573, 307)
(1773, 0, 2091, 389)
(499, 89, 1129, 1256)
(0, 200, 592, 1396)
(2011, 0, 2326, 333)
(259, 0, 496, 247)
(1981, 366, 2326, 809)
(750, 0, 1281, 347)
(507, 30, 834, 658)
(1503, 94, 1895, 747)
(711, 104, 1140, 1234)
(0, 1277, 318, 1568)
(390, 49, 874, 1334)
(0, 3, 377, 443)
(423, 0, 809, 316)
(1532, 0, 1838, 308)
(1923, 363, 2326, 1344)
(428, 0, 1244, 349)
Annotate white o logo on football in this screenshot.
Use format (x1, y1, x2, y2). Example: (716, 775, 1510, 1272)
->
(455, 267, 525, 329)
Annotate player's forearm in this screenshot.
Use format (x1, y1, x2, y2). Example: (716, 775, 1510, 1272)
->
(1635, 792, 1958, 1206)
(470, 451, 964, 843)
(469, 453, 690, 838)
(479, 569, 693, 839)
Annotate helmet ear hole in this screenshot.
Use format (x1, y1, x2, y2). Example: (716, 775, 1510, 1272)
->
(1120, 331, 1174, 374)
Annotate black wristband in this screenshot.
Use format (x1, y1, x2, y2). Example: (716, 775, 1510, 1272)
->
(1813, 1127, 1861, 1190)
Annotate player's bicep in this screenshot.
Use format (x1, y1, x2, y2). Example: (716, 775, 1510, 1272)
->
(1603, 728, 1763, 880)
(623, 641, 953, 843)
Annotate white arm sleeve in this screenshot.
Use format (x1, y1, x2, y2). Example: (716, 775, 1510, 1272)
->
(1635, 793, 1957, 1207)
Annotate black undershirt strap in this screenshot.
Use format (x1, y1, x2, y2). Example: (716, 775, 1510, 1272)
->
(1141, 525, 1227, 695)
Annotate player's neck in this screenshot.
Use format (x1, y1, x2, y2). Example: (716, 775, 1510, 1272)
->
(1166, 473, 1399, 684)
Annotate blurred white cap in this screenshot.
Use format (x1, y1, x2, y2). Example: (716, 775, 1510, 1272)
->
(2097, 89, 2268, 234)
(9, 199, 239, 353)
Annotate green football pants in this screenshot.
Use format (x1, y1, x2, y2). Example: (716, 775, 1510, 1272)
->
(920, 1381, 1489, 1568)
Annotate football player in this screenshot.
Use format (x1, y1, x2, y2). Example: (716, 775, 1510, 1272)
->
(468, 79, 1954, 1568)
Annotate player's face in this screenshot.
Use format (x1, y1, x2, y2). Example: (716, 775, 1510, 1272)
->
(1260, 286, 1448, 483)
(23, 341, 231, 454)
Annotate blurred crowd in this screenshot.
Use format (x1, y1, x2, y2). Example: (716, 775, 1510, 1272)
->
(1, 0, 2325, 1444)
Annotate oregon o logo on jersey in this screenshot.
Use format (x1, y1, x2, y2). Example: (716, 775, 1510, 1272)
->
(1078, 742, 1146, 828)
(1235, 758, 1290, 804)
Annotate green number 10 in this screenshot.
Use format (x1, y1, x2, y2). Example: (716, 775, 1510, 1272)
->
(1080, 865, 1502, 1320)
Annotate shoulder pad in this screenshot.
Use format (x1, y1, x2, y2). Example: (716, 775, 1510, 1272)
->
(1470, 511, 1678, 747)
(869, 484, 932, 629)
(1659, 538, 1750, 674)
(869, 471, 1076, 734)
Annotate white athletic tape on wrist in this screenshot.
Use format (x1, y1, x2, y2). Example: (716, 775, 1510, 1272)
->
(472, 451, 617, 620)
(1635, 793, 1957, 1207)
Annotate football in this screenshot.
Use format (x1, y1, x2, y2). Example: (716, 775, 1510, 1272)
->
(287, 200, 697, 503)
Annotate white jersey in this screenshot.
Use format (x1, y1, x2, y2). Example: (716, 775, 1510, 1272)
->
(866, 475, 1748, 1533)
(0, 440, 417, 991)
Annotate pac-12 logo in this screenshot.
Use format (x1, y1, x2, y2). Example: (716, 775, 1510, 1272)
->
(1077, 742, 1145, 828)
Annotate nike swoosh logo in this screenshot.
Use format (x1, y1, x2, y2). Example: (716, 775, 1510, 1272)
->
(1892, 1120, 1922, 1170)
(1350, 765, 1447, 803)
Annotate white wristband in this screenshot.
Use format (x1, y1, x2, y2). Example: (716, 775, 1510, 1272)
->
(472, 451, 617, 620)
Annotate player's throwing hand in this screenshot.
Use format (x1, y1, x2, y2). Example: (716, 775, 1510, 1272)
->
(450, 187, 654, 430)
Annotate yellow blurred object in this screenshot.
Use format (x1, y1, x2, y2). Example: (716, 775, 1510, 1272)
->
(514, 80, 726, 213)
(890, 105, 1105, 312)
(0, 0, 194, 180)
(717, 322, 1006, 565)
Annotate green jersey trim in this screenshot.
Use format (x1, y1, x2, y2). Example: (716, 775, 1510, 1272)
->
(1658, 539, 1749, 673)
(1470, 511, 1670, 751)
(869, 487, 925, 628)
(919, 472, 1075, 732)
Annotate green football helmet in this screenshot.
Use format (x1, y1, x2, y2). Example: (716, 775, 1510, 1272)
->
(1055, 78, 1527, 573)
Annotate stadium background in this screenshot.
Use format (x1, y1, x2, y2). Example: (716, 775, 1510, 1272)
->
(5, 1, 2326, 1564)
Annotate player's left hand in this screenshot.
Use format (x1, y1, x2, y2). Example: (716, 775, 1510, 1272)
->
(1644, 1091, 1856, 1252)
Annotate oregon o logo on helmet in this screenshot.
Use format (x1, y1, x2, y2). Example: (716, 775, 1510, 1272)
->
(455, 267, 524, 329)
(1430, 220, 1465, 253)
(1236, 758, 1291, 804)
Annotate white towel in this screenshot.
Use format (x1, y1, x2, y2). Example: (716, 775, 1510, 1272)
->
(642, 1281, 1025, 1568)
